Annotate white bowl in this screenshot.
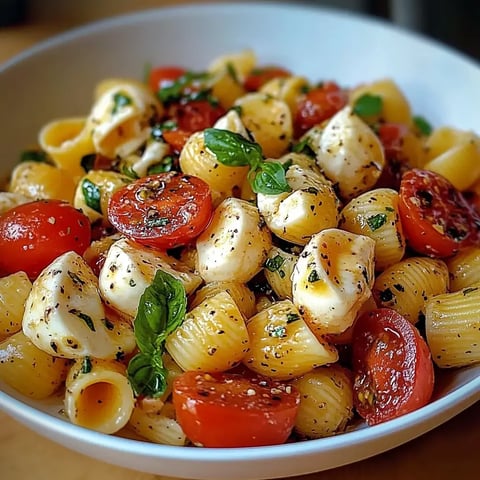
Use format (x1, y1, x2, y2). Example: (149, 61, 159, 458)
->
(0, 3, 479, 480)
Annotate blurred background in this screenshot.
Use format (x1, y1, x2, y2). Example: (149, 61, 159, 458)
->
(0, 0, 479, 63)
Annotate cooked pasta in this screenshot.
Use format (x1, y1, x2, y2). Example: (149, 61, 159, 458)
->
(446, 246, 480, 291)
(0, 331, 70, 399)
(263, 246, 298, 300)
(292, 365, 354, 438)
(0, 271, 31, 340)
(165, 291, 249, 372)
(372, 256, 449, 324)
(64, 357, 135, 434)
(339, 187, 406, 271)
(425, 283, 480, 368)
(243, 300, 338, 379)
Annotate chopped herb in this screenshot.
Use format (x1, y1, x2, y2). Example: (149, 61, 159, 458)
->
(157, 71, 211, 104)
(112, 92, 133, 115)
(353, 93, 383, 118)
(292, 138, 315, 158)
(367, 213, 387, 231)
(147, 156, 175, 174)
(68, 271, 85, 286)
(69, 309, 96, 331)
(226, 62, 239, 84)
(463, 287, 478, 295)
(145, 215, 170, 228)
(308, 270, 320, 282)
(379, 288, 394, 302)
(127, 270, 187, 397)
(81, 356, 92, 374)
(19, 149, 52, 165)
(413, 115, 432, 136)
(286, 313, 300, 323)
(80, 153, 96, 172)
(385, 206, 395, 212)
(269, 325, 287, 338)
(265, 255, 285, 272)
(120, 162, 140, 180)
(81, 179, 102, 213)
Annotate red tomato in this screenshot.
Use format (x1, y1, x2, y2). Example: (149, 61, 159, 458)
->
(376, 123, 410, 189)
(0, 200, 91, 280)
(161, 129, 192, 154)
(244, 66, 291, 92)
(294, 82, 347, 137)
(172, 371, 300, 447)
(352, 308, 434, 426)
(168, 100, 226, 133)
(148, 66, 186, 92)
(107, 172, 213, 250)
(398, 168, 480, 257)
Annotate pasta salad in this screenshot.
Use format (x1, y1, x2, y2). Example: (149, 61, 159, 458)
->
(0, 50, 479, 448)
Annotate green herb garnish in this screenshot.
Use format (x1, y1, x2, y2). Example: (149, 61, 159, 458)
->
(69, 309, 96, 332)
(81, 179, 102, 213)
(308, 270, 320, 283)
(81, 356, 92, 374)
(157, 71, 211, 104)
(127, 270, 187, 397)
(147, 156, 175, 174)
(353, 93, 383, 118)
(112, 92, 133, 115)
(19, 149, 52, 165)
(292, 138, 315, 158)
(366, 213, 387, 231)
(204, 128, 291, 195)
(413, 115, 432, 136)
(265, 254, 285, 272)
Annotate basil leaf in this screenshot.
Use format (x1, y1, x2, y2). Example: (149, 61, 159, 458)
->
(81, 179, 102, 213)
(20, 149, 52, 165)
(204, 128, 263, 167)
(127, 351, 168, 398)
(147, 156, 175, 174)
(413, 115, 432, 136)
(353, 93, 383, 118)
(157, 71, 210, 104)
(251, 161, 291, 195)
(127, 270, 186, 397)
(292, 138, 315, 158)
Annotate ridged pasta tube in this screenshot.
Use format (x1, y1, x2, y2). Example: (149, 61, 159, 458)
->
(165, 291, 250, 372)
(0, 331, 69, 399)
(0, 271, 32, 341)
(339, 188, 406, 271)
(243, 300, 338, 380)
(292, 228, 375, 335)
(292, 365, 354, 438)
(64, 357, 134, 434)
(373, 256, 449, 324)
(196, 197, 272, 283)
(425, 283, 480, 368)
(446, 246, 480, 291)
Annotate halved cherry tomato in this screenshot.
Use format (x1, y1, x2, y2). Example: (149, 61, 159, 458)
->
(294, 81, 347, 137)
(168, 100, 226, 133)
(148, 66, 186, 92)
(398, 168, 480, 257)
(107, 172, 213, 250)
(172, 371, 300, 447)
(244, 66, 291, 92)
(0, 200, 91, 280)
(352, 308, 434, 426)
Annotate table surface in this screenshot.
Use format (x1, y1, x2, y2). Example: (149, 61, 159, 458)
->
(0, 2, 479, 479)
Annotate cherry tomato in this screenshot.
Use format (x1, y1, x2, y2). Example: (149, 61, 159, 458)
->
(172, 371, 300, 447)
(244, 66, 291, 92)
(148, 66, 186, 92)
(352, 308, 434, 426)
(168, 100, 225, 133)
(294, 81, 347, 137)
(0, 200, 91, 280)
(107, 172, 213, 250)
(376, 123, 410, 189)
(398, 168, 480, 257)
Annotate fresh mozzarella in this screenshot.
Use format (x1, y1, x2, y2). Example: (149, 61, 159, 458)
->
(196, 197, 272, 283)
(292, 228, 375, 335)
(22, 251, 135, 359)
(98, 237, 202, 319)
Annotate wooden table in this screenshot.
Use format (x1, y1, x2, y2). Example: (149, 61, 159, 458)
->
(0, 2, 479, 479)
